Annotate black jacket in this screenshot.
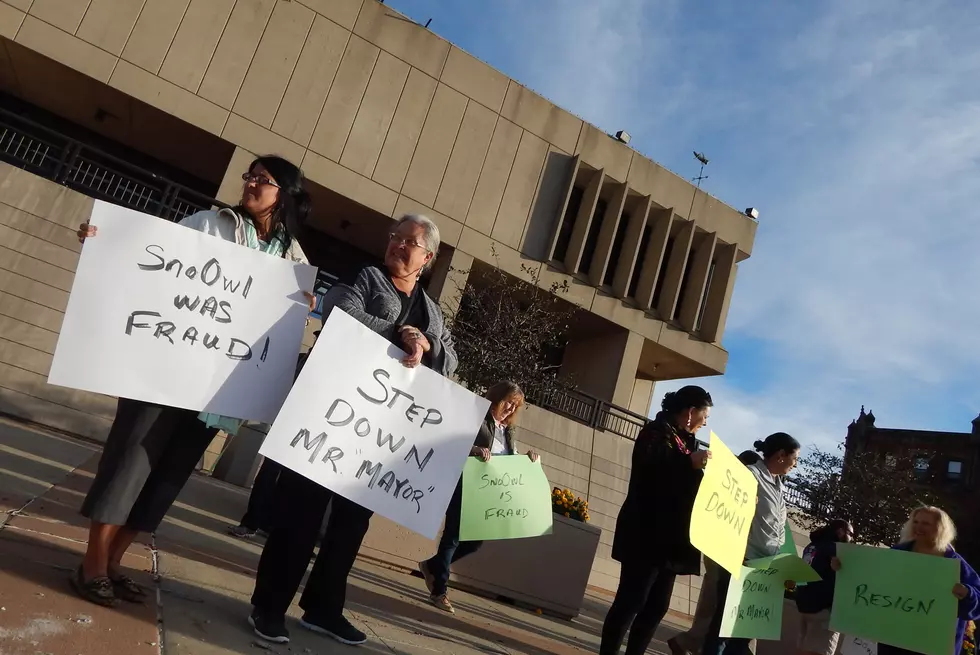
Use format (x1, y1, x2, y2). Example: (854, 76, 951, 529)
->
(611, 413, 704, 575)
(795, 538, 837, 614)
(472, 411, 516, 455)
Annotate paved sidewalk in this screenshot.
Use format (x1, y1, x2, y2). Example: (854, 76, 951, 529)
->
(0, 417, 690, 655)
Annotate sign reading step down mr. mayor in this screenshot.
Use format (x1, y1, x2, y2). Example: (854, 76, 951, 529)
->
(260, 310, 491, 539)
(48, 200, 317, 423)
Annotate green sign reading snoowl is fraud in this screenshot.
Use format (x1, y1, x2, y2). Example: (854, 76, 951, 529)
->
(459, 455, 553, 541)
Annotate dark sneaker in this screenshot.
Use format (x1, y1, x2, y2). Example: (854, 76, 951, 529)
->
(249, 611, 289, 644)
(300, 613, 367, 645)
(228, 525, 257, 539)
(418, 560, 435, 594)
(667, 637, 689, 655)
(70, 566, 118, 607)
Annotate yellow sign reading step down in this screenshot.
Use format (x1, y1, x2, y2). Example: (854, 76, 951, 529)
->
(690, 432, 759, 578)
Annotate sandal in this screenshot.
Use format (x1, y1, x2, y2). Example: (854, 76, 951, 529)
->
(70, 566, 118, 607)
(110, 574, 147, 603)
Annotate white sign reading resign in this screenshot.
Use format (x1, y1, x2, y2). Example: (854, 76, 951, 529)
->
(48, 200, 317, 423)
(260, 309, 491, 539)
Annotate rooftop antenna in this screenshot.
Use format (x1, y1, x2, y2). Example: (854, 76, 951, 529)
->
(689, 151, 709, 219)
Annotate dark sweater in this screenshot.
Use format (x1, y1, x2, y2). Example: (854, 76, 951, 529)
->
(795, 538, 837, 614)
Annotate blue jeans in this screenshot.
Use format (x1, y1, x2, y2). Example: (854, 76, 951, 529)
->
(700, 568, 752, 655)
(423, 480, 482, 596)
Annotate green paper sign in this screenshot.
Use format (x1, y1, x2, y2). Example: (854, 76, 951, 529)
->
(780, 521, 797, 556)
(747, 553, 822, 583)
(830, 543, 959, 655)
(459, 455, 554, 541)
(720, 565, 785, 640)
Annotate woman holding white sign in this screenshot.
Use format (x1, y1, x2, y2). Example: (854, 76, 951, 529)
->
(600, 386, 713, 655)
(831, 506, 980, 655)
(700, 431, 800, 655)
(72, 156, 313, 607)
(418, 380, 539, 614)
(248, 214, 457, 647)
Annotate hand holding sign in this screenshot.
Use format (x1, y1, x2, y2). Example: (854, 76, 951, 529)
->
(689, 432, 759, 577)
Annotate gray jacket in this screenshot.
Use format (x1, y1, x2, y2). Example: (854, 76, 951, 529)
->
(319, 265, 458, 377)
(745, 459, 787, 560)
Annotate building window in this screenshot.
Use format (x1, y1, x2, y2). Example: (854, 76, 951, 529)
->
(577, 198, 608, 274)
(948, 460, 963, 481)
(552, 186, 584, 264)
(627, 224, 653, 298)
(914, 456, 930, 480)
(603, 212, 630, 287)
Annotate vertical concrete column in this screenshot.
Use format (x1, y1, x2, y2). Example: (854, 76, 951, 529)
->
(678, 232, 717, 332)
(214, 146, 256, 206)
(699, 242, 738, 343)
(563, 168, 604, 272)
(612, 330, 646, 408)
(655, 220, 696, 320)
(587, 182, 628, 287)
(634, 207, 674, 309)
(629, 378, 656, 416)
(611, 194, 651, 299)
(428, 248, 474, 319)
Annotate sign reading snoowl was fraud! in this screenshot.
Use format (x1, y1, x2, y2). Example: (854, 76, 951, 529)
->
(720, 565, 785, 640)
(689, 432, 759, 577)
(830, 543, 959, 655)
(48, 201, 316, 423)
(459, 455, 554, 541)
(260, 310, 491, 539)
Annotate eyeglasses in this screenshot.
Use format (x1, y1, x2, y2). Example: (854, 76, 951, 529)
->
(389, 233, 427, 250)
(242, 172, 279, 188)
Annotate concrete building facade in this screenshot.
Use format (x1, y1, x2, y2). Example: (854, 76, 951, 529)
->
(0, 0, 756, 615)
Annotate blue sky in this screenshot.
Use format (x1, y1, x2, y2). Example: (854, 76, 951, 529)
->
(388, 0, 980, 454)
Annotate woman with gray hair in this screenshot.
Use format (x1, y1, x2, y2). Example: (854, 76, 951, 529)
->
(247, 214, 458, 647)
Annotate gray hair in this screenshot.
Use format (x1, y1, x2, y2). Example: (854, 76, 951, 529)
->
(396, 214, 440, 269)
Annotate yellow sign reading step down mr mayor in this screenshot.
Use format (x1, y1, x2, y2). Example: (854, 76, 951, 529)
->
(690, 432, 759, 578)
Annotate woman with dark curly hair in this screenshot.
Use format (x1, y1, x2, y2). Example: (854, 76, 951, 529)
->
(73, 155, 313, 607)
(600, 385, 714, 655)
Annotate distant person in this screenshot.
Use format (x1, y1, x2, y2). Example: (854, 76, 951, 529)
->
(832, 506, 980, 655)
(248, 214, 456, 647)
(72, 156, 312, 607)
(599, 386, 713, 655)
(418, 381, 538, 614)
(668, 451, 761, 655)
(794, 519, 853, 655)
(701, 431, 801, 655)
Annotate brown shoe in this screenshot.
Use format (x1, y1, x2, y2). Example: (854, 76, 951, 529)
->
(71, 567, 118, 607)
(418, 560, 435, 594)
(429, 593, 455, 614)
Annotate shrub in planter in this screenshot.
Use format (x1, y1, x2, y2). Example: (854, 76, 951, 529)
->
(552, 487, 590, 523)
(963, 621, 976, 655)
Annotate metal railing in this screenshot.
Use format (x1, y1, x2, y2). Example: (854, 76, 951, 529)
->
(0, 106, 223, 222)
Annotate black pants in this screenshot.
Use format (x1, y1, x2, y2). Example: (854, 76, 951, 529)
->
(239, 458, 282, 532)
(599, 559, 677, 655)
(250, 469, 373, 620)
(700, 568, 752, 655)
(423, 480, 482, 596)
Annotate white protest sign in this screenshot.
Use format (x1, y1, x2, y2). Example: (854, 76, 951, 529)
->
(840, 635, 877, 655)
(49, 200, 316, 423)
(260, 309, 491, 539)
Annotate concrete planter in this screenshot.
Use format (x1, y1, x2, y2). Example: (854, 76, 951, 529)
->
(449, 513, 601, 619)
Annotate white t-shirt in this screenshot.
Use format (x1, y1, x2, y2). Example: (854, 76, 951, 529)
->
(490, 422, 509, 455)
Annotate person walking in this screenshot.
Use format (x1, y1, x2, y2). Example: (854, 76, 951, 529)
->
(71, 156, 313, 607)
(794, 519, 853, 655)
(832, 506, 980, 655)
(248, 214, 457, 647)
(418, 381, 538, 614)
(701, 431, 800, 655)
(667, 451, 761, 655)
(599, 386, 714, 655)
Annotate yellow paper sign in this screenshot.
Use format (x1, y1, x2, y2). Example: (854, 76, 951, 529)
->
(689, 432, 759, 578)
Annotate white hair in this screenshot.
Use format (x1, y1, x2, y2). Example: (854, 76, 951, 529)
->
(396, 214, 440, 269)
(900, 505, 957, 552)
